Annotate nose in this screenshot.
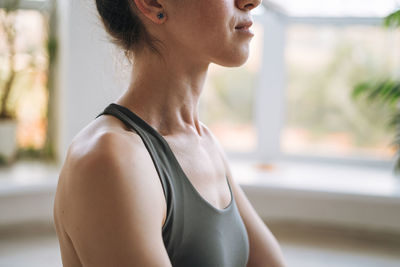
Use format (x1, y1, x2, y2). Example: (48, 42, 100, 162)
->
(236, 0, 262, 11)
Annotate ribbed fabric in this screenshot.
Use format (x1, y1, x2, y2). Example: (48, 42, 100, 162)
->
(95, 103, 249, 267)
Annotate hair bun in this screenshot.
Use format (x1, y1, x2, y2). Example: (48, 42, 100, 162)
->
(95, 0, 160, 60)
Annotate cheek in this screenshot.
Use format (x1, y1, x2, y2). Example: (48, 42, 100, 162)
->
(198, 1, 233, 39)
(196, 0, 232, 28)
(171, 0, 233, 46)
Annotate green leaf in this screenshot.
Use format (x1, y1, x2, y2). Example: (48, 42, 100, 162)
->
(3, 0, 21, 13)
(384, 9, 400, 28)
(382, 81, 400, 104)
(351, 81, 371, 99)
(352, 79, 400, 105)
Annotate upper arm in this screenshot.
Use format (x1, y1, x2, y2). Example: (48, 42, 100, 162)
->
(208, 131, 287, 267)
(64, 132, 171, 267)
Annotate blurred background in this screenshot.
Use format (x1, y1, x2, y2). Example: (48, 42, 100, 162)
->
(0, 0, 400, 266)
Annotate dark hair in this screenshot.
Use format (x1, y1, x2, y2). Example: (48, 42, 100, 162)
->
(95, 0, 163, 62)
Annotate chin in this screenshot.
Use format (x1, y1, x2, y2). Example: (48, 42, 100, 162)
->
(213, 46, 250, 67)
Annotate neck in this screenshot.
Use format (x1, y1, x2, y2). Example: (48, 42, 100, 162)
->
(116, 47, 210, 138)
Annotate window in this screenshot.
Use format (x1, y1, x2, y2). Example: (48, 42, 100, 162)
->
(282, 21, 400, 161)
(0, 0, 55, 161)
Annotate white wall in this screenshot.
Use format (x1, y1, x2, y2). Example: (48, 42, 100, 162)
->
(57, 0, 130, 163)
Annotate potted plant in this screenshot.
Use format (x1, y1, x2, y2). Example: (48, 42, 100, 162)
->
(351, 8, 400, 175)
(0, 0, 21, 165)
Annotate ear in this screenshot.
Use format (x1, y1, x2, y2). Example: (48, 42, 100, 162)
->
(132, 0, 167, 24)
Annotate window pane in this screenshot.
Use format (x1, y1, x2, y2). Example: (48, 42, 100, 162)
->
(200, 22, 264, 153)
(282, 24, 400, 160)
(0, 9, 49, 152)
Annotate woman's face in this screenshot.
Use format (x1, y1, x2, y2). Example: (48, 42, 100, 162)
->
(163, 0, 262, 67)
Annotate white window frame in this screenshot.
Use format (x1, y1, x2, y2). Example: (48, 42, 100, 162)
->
(225, 7, 288, 163)
(0, 0, 50, 10)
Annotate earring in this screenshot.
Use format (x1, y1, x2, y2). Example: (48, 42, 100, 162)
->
(157, 12, 164, 19)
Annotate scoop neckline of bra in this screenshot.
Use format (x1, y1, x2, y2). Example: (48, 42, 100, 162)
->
(108, 102, 234, 213)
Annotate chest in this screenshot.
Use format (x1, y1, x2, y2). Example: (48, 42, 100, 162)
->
(163, 134, 231, 211)
(157, 137, 250, 266)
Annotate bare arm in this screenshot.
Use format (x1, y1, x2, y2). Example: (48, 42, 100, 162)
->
(210, 133, 286, 267)
(63, 132, 172, 267)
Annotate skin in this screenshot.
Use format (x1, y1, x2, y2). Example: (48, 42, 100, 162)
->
(53, 0, 287, 266)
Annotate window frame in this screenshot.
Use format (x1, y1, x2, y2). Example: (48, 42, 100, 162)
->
(0, 0, 51, 11)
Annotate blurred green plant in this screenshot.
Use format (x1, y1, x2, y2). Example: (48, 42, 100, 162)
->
(41, 0, 58, 162)
(351, 8, 400, 175)
(384, 9, 400, 28)
(0, 0, 58, 162)
(0, 0, 21, 120)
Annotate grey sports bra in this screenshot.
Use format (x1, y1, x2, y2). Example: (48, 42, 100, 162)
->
(95, 103, 249, 267)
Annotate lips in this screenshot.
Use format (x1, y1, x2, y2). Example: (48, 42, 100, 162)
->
(235, 20, 253, 30)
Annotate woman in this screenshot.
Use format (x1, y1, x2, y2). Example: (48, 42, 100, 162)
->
(53, 0, 286, 266)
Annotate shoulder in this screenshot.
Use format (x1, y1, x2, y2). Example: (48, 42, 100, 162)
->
(54, 128, 171, 266)
(58, 122, 167, 234)
(69, 129, 142, 174)
(65, 121, 165, 205)
(65, 114, 150, 182)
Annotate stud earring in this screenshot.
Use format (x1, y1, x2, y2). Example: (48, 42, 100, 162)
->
(157, 12, 164, 19)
